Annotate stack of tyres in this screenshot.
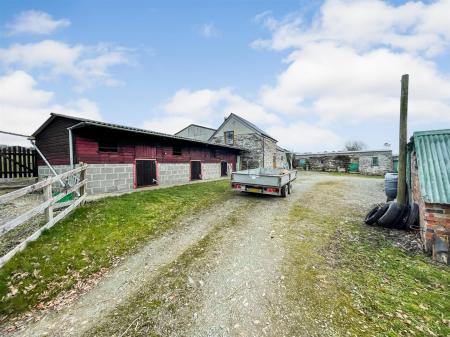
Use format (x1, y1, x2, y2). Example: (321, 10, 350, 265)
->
(364, 201, 419, 229)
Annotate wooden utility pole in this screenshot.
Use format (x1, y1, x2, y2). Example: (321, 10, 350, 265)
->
(397, 74, 409, 206)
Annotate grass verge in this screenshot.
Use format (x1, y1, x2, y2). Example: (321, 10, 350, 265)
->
(284, 181, 449, 337)
(0, 180, 233, 318)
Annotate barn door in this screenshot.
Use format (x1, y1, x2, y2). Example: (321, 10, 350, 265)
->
(221, 161, 228, 176)
(191, 161, 202, 180)
(136, 160, 157, 187)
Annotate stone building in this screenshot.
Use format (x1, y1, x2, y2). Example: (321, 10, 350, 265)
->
(208, 113, 279, 170)
(276, 146, 293, 169)
(408, 129, 450, 264)
(295, 149, 393, 175)
(177, 113, 286, 170)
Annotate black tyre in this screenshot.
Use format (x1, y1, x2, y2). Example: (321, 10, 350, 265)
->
(404, 203, 420, 230)
(395, 206, 411, 229)
(365, 203, 389, 225)
(281, 185, 287, 198)
(378, 202, 405, 228)
(288, 183, 292, 194)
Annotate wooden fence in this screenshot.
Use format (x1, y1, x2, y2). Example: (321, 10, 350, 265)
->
(0, 164, 88, 267)
(0, 146, 37, 178)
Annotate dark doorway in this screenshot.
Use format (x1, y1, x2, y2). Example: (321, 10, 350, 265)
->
(136, 160, 157, 187)
(221, 161, 228, 176)
(191, 161, 202, 180)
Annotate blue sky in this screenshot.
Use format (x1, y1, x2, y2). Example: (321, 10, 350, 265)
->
(0, 0, 449, 152)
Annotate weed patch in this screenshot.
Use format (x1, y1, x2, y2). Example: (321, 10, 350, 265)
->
(284, 182, 450, 337)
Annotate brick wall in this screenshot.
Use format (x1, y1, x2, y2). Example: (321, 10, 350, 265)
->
(411, 153, 450, 264)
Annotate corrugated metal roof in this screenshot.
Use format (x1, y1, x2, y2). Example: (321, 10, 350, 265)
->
(414, 129, 450, 204)
(33, 113, 244, 151)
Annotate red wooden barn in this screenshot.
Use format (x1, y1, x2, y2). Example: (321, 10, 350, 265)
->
(32, 113, 242, 195)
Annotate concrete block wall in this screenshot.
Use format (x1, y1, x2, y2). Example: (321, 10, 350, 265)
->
(158, 163, 190, 185)
(85, 164, 134, 195)
(39, 161, 227, 196)
(202, 163, 221, 180)
(38, 164, 134, 195)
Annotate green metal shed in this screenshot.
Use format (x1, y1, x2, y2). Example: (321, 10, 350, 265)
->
(411, 129, 450, 204)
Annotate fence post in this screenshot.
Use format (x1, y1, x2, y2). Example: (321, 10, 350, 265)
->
(79, 163, 86, 202)
(44, 179, 53, 222)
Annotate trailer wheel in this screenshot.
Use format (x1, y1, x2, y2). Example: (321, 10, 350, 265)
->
(287, 183, 292, 194)
(281, 185, 287, 198)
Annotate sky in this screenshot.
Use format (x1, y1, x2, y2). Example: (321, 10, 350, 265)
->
(0, 0, 449, 153)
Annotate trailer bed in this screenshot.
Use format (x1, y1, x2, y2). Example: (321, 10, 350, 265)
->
(230, 168, 297, 197)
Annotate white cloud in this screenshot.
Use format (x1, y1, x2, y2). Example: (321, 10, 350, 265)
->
(0, 40, 132, 90)
(145, 87, 341, 151)
(252, 0, 450, 132)
(253, 0, 450, 57)
(266, 122, 342, 152)
(260, 43, 450, 123)
(199, 23, 220, 38)
(148, 88, 279, 131)
(0, 71, 101, 146)
(6, 10, 70, 35)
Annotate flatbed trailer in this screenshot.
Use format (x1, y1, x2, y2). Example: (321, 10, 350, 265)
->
(230, 168, 297, 197)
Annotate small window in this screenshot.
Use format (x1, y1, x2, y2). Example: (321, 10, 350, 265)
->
(372, 157, 379, 166)
(224, 131, 234, 145)
(98, 140, 118, 152)
(173, 146, 182, 156)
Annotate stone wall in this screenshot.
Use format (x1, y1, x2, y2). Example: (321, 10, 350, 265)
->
(295, 151, 392, 175)
(263, 137, 277, 168)
(411, 153, 450, 264)
(158, 163, 190, 185)
(275, 149, 286, 168)
(211, 133, 277, 170)
(359, 153, 392, 175)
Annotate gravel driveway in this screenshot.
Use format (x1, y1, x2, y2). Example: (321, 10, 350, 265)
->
(9, 172, 384, 337)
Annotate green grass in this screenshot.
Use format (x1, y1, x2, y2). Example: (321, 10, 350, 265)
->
(285, 183, 450, 337)
(0, 180, 233, 318)
(338, 226, 450, 337)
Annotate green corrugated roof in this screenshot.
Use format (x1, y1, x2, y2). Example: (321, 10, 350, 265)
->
(414, 129, 450, 204)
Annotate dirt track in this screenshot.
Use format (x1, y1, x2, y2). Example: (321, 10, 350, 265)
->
(10, 172, 384, 337)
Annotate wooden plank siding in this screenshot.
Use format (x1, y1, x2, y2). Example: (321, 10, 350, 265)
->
(34, 116, 239, 169)
(35, 117, 80, 165)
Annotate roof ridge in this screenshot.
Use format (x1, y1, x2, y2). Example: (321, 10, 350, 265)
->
(36, 113, 243, 151)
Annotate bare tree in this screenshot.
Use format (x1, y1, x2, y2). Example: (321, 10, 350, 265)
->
(344, 140, 366, 151)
